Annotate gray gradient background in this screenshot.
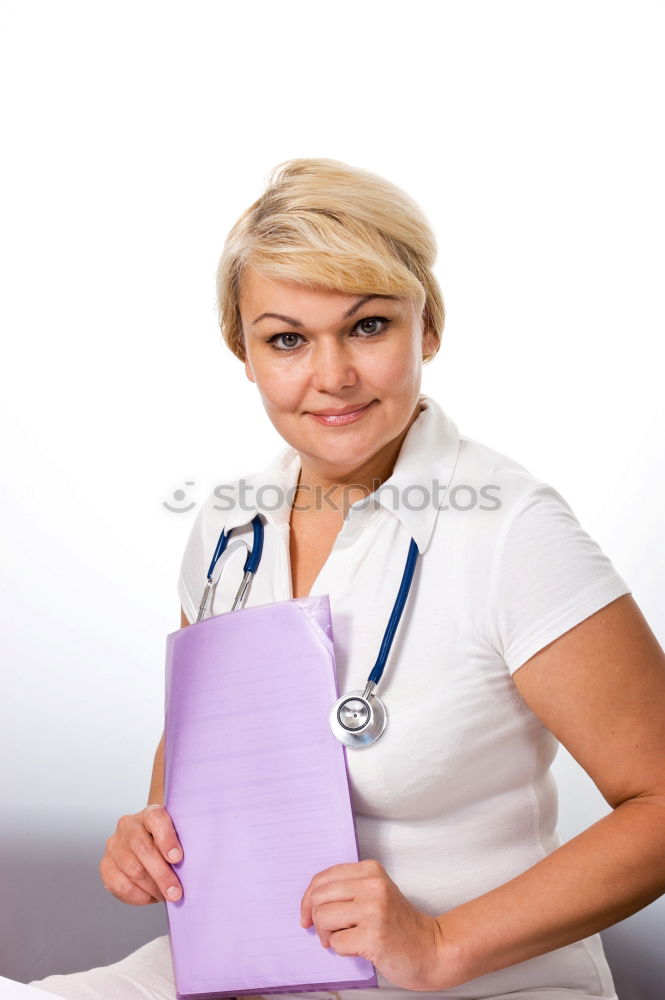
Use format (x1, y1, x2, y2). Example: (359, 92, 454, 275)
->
(1, 1, 664, 996)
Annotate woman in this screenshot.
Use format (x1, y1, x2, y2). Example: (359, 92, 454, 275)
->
(31, 159, 665, 999)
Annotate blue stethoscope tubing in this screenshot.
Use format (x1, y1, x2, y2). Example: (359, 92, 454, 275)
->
(196, 514, 264, 623)
(196, 513, 419, 749)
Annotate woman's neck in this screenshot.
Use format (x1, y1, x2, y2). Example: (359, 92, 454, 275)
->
(293, 399, 422, 521)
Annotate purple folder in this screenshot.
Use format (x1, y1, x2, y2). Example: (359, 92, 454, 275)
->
(163, 594, 378, 999)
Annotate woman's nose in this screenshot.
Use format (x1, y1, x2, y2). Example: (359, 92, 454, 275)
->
(308, 338, 359, 393)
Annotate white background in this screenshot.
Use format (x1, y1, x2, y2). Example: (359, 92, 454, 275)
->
(1, 0, 663, 992)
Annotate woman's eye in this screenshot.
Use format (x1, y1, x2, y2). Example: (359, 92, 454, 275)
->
(354, 316, 389, 336)
(266, 316, 390, 352)
(267, 333, 303, 351)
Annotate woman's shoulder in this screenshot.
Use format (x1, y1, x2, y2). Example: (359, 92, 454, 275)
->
(419, 396, 547, 520)
(433, 427, 611, 591)
(451, 429, 555, 525)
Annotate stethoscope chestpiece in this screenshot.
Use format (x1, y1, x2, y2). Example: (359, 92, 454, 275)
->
(329, 681, 387, 749)
(328, 538, 419, 749)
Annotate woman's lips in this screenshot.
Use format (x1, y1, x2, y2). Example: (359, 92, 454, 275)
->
(307, 400, 376, 426)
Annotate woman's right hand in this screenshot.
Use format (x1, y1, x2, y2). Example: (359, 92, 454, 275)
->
(99, 804, 184, 905)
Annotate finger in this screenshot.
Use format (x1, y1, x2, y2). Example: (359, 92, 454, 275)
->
(300, 865, 374, 927)
(111, 841, 169, 901)
(320, 924, 357, 957)
(303, 883, 358, 929)
(123, 829, 183, 902)
(309, 900, 361, 949)
(301, 864, 376, 925)
(143, 804, 184, 864)
(102, 855, 159, 906)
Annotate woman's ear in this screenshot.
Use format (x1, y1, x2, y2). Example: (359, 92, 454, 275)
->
(244, 357, 256, 384)
(422, 323, 439, 361)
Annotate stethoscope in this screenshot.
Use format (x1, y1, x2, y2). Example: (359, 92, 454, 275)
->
(197, 514, 419, 749)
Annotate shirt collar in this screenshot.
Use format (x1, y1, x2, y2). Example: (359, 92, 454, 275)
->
(375, 394, 462, 552)
(219, 394, 462, 554)
(219, 444, 300, 534)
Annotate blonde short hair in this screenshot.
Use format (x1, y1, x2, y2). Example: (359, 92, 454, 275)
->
(216, 158, 444, 364)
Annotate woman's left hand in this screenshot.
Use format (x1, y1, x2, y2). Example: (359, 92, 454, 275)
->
(299, 859, 458, 992)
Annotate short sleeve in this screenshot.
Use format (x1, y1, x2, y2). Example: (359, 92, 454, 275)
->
(487, 481, 632, 674)
(176, 501, 209, 625)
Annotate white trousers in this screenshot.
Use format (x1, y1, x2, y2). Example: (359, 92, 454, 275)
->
(27, 934, 617, 1000)
(28, 936, 178, 1000)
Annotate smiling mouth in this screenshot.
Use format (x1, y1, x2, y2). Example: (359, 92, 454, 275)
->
(309, 401, 374, 416)
(306, 400, 377, 425)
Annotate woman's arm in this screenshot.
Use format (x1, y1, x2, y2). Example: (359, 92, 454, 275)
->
(147, 732, 166, 807)
(147, 607, 190, 806)
(435, 593, 665, 987)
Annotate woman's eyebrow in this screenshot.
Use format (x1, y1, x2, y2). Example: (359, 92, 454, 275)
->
(251, 294, 399, 328)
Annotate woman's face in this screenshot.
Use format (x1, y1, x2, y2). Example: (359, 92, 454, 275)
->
(239, 266, 437, 484)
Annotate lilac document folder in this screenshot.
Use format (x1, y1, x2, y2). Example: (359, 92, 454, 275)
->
(163, 594, 378, 999)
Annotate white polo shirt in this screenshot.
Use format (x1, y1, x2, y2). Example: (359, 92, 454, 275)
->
(177, 393, 629, 1000)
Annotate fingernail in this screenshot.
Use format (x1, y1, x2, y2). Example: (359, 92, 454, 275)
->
(168, 849, 182, 862)
(167, 886, 182, 900)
